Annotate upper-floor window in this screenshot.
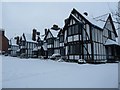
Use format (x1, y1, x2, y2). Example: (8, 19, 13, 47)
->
(38, 41, 43, 46)
(47, 38, 54, 44)
(108, 30, 112, 39)
(60, 35, 64, 42)
(68, 24, 82, 36)
(21, 41, 26, 46)
(69, 44, 81, 55)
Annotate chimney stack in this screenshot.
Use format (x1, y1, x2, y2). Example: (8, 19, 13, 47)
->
(14, 36, 19, 45)
(51, 24, 60, 31)
(0, 30, 5, 36)
(36, 32, 40, 36)
(45, 29, 47, 35)
(16, 36, 19, 45)
(84, 12, 88, 16)
(32, 29, 37, 41)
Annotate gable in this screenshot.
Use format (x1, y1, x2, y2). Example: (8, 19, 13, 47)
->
(63, 14, 81, 31)
(103, 15, 118, 37)
(45, 30, 53, 40)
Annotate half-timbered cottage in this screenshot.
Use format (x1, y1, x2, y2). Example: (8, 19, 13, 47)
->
(8, 38, 19, 57)
(19, 29, 38, 58)
(44, 25, 61, 58)
(32, 34, 47, 58)
(62, 8, 118, 63)
(102, 15, 120, 62)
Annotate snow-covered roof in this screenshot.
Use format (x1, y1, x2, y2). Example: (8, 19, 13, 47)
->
(42, 45, 47, 51)
(83, 13, 109, 29)
(71, 9, 110, 29)
(40, 35, 45, 41)
(105, 39, 119, 46)
(50, 29, 60, 38)
(9, 38, 18, 46)
(23, 33, 37, 43)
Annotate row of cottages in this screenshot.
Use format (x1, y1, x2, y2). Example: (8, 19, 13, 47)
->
(44, 8, 120, 63)
(8, 29, 47, 58)
(8, 8, 120, 63)
(8, 37, 19, 57)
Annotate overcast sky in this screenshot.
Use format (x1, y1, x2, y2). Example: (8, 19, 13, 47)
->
(2, 2, 118, 39)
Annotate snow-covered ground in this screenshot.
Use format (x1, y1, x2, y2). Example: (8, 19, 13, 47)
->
(2, 56, 118, 88)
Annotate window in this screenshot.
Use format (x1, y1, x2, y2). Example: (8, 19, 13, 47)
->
(68, 27, 72, 36)
(69, 44, 81, 55)
(68, 24, 81, 36)
(60, 48, 65, 56)
(60, 35, 64, 42)
(21, 41, 25, 46)
(48, 49, 54, 56)
(47, 38, 54, 44)
(108, 30, 112, 39)
(74, 24, 79, 34)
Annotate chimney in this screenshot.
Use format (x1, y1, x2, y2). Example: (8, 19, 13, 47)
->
(84, 12, 88, 16)
(51, 24, 60, 30)
(2, 30, 4, 36)
(0, 30, 5, 36)
(32, 29, 37, 41)
(16, 36, 19, 45)
(45, 29, 47, 35)
(14, 36, 19, 45)
(37, 36, 40, 42)
(36, 32, 40, 36)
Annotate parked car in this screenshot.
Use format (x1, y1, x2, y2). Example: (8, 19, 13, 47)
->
(78, 59, 86, 64)
(50, 53, 61, 60)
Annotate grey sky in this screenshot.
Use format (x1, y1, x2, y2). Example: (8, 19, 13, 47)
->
(2, 2, 117, 39)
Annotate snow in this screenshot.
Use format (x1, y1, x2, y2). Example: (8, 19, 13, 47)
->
(16, 49, 20, 52)
(85, 13, 109, 29)
(9, 38, 18, 46)
(52, 53, 60, 57)
(33, 47, 38, 51)
(2, 56, 118, 88)
(71, 14, 81, 22)
(42, 45, 47, 51)
(105, 39, 119, 46)
(40, 35, 45, 41)
(24, 33, 37, 43)
(71, 9, 109, 29)
(50, 29, 60, 37)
